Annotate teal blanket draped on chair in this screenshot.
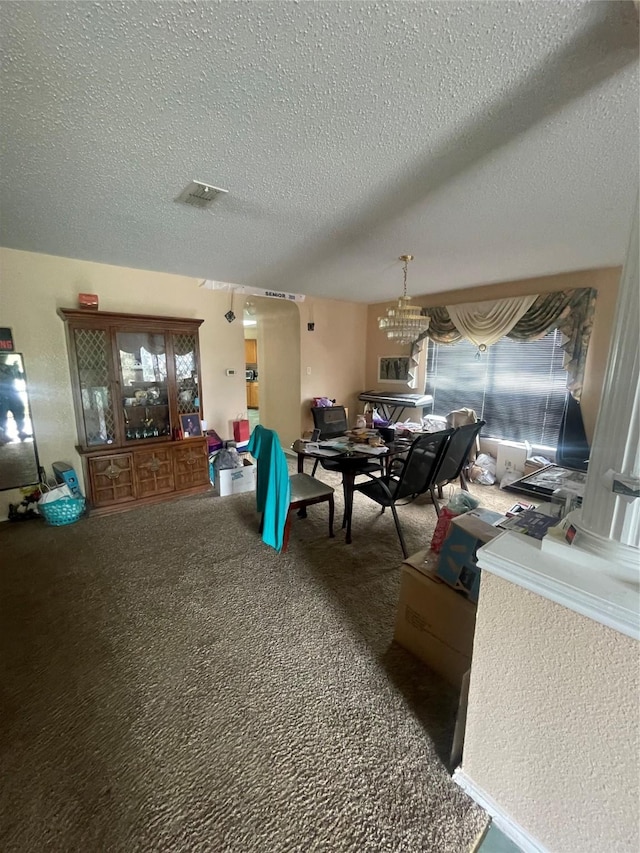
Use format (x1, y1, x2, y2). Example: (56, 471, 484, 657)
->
(247, 425, 291, 552)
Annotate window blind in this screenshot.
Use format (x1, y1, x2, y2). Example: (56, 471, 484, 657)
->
(426, 329, 568, 447)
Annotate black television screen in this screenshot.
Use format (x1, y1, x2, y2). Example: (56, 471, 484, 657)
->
(503, 464, 587, 499)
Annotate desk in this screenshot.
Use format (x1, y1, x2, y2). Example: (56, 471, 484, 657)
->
(358, 391, 434, 423)
(295, 440, 411, 545)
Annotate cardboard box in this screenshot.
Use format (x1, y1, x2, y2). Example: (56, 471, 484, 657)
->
(214, 459, 256, 496)
(496, 440, 529, 479)
(450, 668, 471, 769)
(436, 509, 503, 603)
(394, 560, 477, 688)
(524, 458, 549, 477)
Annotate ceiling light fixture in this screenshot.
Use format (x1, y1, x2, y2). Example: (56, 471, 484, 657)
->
(377, 254, 430, 345)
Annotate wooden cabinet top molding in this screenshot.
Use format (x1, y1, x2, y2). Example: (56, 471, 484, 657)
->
(58, 308, 204, 328)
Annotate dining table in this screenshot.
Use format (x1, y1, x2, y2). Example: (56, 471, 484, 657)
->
(293, 436, 414, 545)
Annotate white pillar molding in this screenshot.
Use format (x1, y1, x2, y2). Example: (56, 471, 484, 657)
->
(572, 193, 640, 563)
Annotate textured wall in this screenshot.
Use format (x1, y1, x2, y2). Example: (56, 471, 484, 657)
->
(463, 572, 640, 852)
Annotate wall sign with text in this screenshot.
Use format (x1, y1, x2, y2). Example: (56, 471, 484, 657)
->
(0, 328, 14, 351)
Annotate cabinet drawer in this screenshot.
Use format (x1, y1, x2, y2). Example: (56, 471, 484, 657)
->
(88, 453, 136, 506)
(172, 440, 209, 490)
(134, 447, 175, 498)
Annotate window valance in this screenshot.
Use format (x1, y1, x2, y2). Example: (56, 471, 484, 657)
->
(413, 288, 597, 399)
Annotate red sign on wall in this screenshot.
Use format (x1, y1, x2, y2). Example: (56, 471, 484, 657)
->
(0, 328, 14, 351)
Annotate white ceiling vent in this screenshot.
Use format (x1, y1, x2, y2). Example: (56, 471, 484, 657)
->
(175, 180, 229, 209)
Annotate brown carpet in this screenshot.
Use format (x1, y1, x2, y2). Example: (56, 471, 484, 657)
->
(0, 470, 515, 852)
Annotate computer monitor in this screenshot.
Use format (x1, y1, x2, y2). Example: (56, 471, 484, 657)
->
(311, 406, 348, 439)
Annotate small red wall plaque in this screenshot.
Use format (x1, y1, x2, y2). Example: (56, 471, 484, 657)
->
(78, 293, 99, 310)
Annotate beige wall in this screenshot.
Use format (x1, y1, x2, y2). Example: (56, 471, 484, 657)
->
(366, 267, 621, 441)
(256, 298, 301, 449)
(463, 572, 640, 852)
(299, 295, 369, 434)
(0, 248, 366, 507)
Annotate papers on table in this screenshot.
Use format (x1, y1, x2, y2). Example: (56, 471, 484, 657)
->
(303, 438, 388, 457)
(350, 443, 388, 455)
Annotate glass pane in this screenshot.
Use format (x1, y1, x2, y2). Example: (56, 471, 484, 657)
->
(174, 333, 199, 416)
(0, 352, 41, 490)
(117, 331, 170, 441)
(74, 328, 116, 446)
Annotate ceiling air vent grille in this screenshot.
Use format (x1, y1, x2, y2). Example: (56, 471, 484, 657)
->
(175, 180, 229, 209)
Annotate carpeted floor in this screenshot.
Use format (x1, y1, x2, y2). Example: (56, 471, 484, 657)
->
(0, 470, 515, 852)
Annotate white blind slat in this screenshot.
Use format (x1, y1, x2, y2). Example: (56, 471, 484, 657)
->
(426, 330, 567, 447)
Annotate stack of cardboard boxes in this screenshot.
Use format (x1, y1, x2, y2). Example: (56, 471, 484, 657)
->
(394, 509, 503, 688)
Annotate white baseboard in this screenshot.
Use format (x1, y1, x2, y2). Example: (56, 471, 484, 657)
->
(453, 768, 550, 853)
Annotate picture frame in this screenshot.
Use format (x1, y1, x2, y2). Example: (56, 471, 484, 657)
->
(180, 413, 202, 438)
(378, 356, 411, 383)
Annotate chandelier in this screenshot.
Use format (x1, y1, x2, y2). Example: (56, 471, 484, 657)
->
(378, 254, 430, 345)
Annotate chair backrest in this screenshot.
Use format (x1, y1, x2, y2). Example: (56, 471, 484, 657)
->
(435, 420, 486, 485)
(311, 405, 348, 439)
(393, 429, 454, 501)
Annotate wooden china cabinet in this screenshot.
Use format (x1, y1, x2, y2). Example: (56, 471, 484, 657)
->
(58, 309, 211, 514)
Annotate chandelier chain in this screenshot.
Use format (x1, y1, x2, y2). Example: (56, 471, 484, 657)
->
(377, 252, 429, 346)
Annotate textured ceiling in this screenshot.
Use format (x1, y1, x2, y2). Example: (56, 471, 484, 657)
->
(1, 1, 638, 302)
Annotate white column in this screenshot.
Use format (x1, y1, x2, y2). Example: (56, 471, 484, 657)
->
(572, 194, 640, 564)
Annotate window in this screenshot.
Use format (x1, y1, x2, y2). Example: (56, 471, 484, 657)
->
(425, 329, 568, 447)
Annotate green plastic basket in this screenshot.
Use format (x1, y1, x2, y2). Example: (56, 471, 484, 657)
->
(38, 495, 86, 526)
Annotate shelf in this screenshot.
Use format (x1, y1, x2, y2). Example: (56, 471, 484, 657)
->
(122, 403, 168, 409)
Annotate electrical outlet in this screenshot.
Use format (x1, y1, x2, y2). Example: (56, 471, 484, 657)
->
(226, 368, 236, 376)
(306, 366, 311, 375)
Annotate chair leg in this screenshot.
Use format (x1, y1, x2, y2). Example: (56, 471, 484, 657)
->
(311, 459, 320, 477)
(430, 487, 442, 516)
(388, 502, 409, 558)
(281, 511, 293, 553)
(328, 494, 335, 538)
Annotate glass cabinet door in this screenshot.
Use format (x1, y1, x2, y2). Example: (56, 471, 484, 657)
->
(173, 332, 200, 433)
(117, 331, 170, 441)
(73, 328, 117, 446)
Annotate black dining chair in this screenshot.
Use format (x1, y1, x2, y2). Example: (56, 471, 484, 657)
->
(429, 420, 486, 515)
(352, 429, 454, 558)
(249, 425, 335, 553)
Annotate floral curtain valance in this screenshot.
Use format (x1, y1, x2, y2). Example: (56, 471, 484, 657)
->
(413, 287, 597, 399)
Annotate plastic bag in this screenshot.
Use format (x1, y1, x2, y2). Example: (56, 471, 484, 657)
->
(469, 453, 497, 485)
(214, 447, 242, 471)
(447, 489, 480, 513)
(429, 490, 480, 553)
(38, 483, 73, 504)
(430, 506, 459, 553)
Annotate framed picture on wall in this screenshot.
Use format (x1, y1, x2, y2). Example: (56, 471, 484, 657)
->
(378, 356, 410, 383)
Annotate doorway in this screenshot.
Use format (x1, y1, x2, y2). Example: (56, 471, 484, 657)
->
(243, 301, 260, 432)
(242, 297, 301, 448)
